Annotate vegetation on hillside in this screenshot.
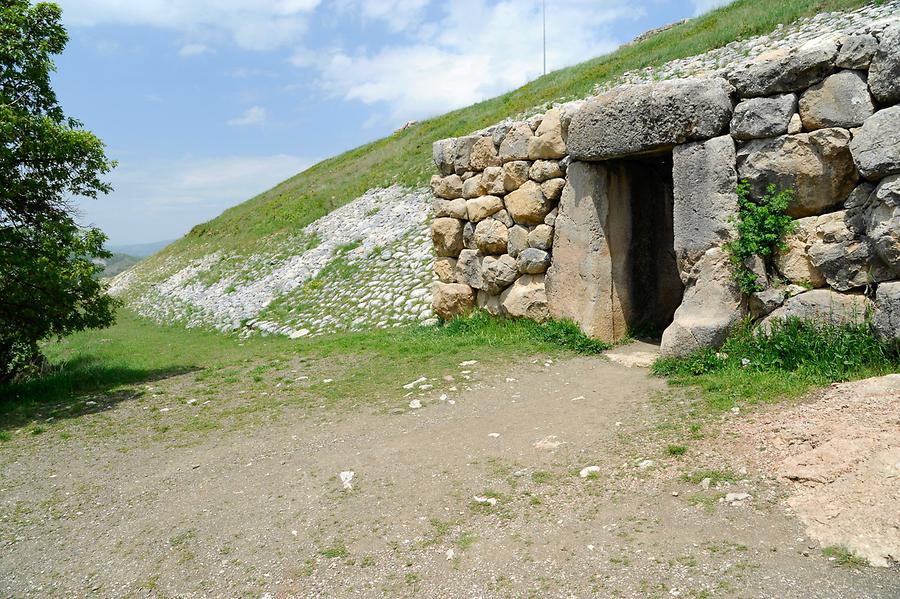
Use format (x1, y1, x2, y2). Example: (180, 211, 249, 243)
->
(170, 0, 870, 254)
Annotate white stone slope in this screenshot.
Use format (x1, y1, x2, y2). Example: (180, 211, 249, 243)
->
(112, 186, 434, 337)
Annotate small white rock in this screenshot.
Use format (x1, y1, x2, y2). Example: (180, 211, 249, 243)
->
(579, 466, 601, 478)
(339, 471, 354, 490)
(409, 399, 422, 409)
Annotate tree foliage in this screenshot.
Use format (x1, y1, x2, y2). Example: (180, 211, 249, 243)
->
(1, 1, 117, 383)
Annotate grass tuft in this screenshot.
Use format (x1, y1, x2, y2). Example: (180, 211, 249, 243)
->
(822, 545, 869, 568)
(653, 318, 899, 410)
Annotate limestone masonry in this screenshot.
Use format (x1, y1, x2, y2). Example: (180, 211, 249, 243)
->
(431, 4, 900, 355)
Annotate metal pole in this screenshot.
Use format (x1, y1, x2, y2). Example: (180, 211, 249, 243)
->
(542, 0, 547, 75)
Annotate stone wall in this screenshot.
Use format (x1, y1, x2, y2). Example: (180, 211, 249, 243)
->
(430, 14, 900, 356)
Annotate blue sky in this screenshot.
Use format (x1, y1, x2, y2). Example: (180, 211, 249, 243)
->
(54, 0, 731, 246)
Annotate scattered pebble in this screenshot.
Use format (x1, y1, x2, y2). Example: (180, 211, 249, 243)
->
(488, 433, 500, 438)
(403, 377, 427, 390)
(473, 496, 497, 506)
(340, 471, 355, 490)
(638, 459, 655, 470)
(459, 360, 478, 367)
(409, 399, 422, 409)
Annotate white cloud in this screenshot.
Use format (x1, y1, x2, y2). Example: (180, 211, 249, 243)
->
(58, 0, 322, 50)
(334, 0, 430, 32)
(227, 106, 268, 127)
(691, 0, 734, 16)
(301, 0, 636, 123)
(77, 154, 316, 244)
(179, 43, 213, 57)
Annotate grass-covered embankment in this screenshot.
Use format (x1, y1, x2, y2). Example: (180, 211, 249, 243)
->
(168, 0, 871, 255)
(652, 318, 900, 411)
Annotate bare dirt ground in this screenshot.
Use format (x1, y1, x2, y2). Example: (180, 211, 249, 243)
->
(2, 354, 898, 598)
(716, 375, 900, 569)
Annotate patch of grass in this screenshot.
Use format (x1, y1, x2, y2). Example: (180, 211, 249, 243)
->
(665, 444, 687, 457)
(682, 469, 739, 486)
(530, 470, 556, 484)
(320, 541, 350, 559)
(822, 545, 869, 568)
(0, 309, 605, 430)
(686, 493, 722, 512)
(653, 318, 900, 410)
(456, 532, 479, 551)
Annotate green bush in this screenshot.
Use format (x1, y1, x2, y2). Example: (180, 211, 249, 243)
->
(726, 181, 796, 295)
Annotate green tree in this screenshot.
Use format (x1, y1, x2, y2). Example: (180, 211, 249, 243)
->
(1, 1, 117, 383)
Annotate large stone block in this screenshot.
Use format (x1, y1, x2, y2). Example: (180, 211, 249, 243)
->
(736, 128, 859, 218)
(567, 78, 734, 161)
(470, 136, 500, 171)
(850, 106, 900, 181)
(507, 225, 529, 258)
(481, 254, 518, 295)
(527, 108, 567, 160)
(541, 178, 565, 202)
(874, 282, 900, 341)
(431, 174, 464, 199)
(452, 135, 479, 175)
(837, 34, 878, 70)
(462, 174, 487, 199)
(432, 218, 464, 257)
(498, 123, 533, 162)
(761, 289, 872, 329)
(473, 219, 508, 255)
(517, 248, 550, 275)
(505, 180, 553, 225)
(466, 195, 503, 222)
(434, 257, 457, 283)
(476, 290, 503, 316)
(500, 274, 549, 322)
(432, 282, 475, 320)
(529, 160, 564, 182)
(672, 135, 738, 273)
(798, 70, 874, 131)
(432, 138, 456, 175)
(481, 166, 506, 195)
(455, 249, 484, 289)
(857, 175, 900, 274)
(774, 216, 827, 288)
(432, 198, 468, 219)
(730, 94, 797, 140)
(502, 160, 531, 192)
(869, 24, 900, 105)
(660, 247, 744, 357)
(807, 211, 894, 291)
(725, 36, 839, 97)
(546, 162, 624, 342)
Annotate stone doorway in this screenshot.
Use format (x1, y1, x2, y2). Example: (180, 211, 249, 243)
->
(546, 153, 684, 342)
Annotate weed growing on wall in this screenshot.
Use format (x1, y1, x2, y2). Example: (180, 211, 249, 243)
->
(726, 181, 796, 295)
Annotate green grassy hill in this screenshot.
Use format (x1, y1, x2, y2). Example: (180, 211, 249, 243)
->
(180, 1, 869, 246)
(126, 0, 870, 280)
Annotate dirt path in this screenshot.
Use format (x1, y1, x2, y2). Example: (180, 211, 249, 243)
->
(2, 355, 897, 598)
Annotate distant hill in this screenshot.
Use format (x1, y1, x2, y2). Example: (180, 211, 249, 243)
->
(108, 239, 175, 258)
(99, 253, 142, 278)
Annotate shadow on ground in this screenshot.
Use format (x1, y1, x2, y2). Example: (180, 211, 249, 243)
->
(0, 356, 197, 432)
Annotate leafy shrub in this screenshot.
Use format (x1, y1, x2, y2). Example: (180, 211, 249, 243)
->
(725, 181, 796, 295)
